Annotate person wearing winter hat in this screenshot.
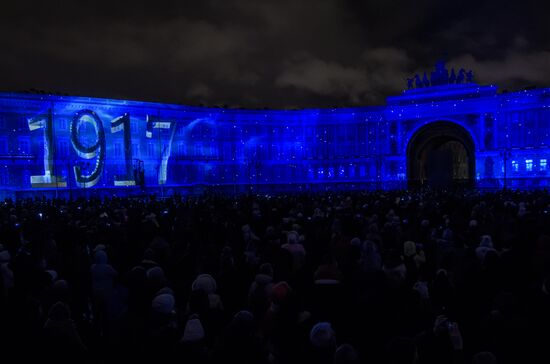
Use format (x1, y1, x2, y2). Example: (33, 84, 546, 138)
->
(310, 322, 336, 347)
(404, 241, 417, 258)
(382, 249, 407, 285)
(476, 235, 497, 262)
(145, 292, 178, 363)
(146, 266, 165, 281)
(181, 315, 205, 343)
(141, 248, 160, 270)
(192, 273, 217, 294)
(334, 343, 360, 364)
(90, 250, 117, 300)
(360, 239, 382, 272)
(242, 224, 260, 266)
(271, 281, 292, 307)
(49, 279, 70, 305)
(145, 266, 167, 299)
(226, 310, 256, 339)
(42, 301, 88, 363)
(45, 269, 58, 283)
(282, 230, 306, 272)
(192, 273, 224, 310)
(156, 286, 175, 297)
(0, 244, 10, 263)
(314, 255, 343, 284)
(248, 263, 274, 319)
(309, 322, 337, 364)
(151, 293, 175, 315)
(403, 241, 426, 279)
(177, 314, 208, 363)
(0, 245, 14, 298)
(93, 244, 106, 253)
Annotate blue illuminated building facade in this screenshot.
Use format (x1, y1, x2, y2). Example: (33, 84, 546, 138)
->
(2, 64, 550, 197)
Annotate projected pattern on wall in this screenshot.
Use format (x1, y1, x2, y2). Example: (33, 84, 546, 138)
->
(1, 75, 550, 194)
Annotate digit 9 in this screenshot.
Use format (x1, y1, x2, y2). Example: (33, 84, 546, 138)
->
(70, 109, 106, 188)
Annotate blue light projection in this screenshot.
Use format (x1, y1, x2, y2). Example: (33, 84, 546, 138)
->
(1, 65, 550, 196)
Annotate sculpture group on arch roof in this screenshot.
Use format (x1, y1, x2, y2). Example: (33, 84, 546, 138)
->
(406, 60, 474, 90)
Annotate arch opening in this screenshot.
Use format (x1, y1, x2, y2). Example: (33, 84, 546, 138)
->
(407, 121, 475, 188)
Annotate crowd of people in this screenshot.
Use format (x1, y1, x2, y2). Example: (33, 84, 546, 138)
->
(1, 188, 549, 363)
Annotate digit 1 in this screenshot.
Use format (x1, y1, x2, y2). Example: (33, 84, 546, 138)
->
(70, 110, 106, 188)
(146, 115, 176, 185)
(28, 109, 67, 187)
(111, 113, 135, 186)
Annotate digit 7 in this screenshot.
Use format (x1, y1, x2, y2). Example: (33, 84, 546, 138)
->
(146, 115, 176, 185)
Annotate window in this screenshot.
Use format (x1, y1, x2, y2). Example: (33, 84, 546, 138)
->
(57, 140, 69, 156)
(512, 160, 518, 172)
(348, 165, 356, 178)
(0, 139, 7, 154)
(339, 166, 345, 177)
(147, 143, 156, 157)
(541, 159, 547, 171)
(194, 143, 202, 156)
(526, 159, 533, 172)
(271, 144, 279, 160)
(18, 139, 30, 154)
(114, 143, 122, 157)
(0, 168, 9, 185)
(58, 119, 67, 130)
(177, 142, 185, 156)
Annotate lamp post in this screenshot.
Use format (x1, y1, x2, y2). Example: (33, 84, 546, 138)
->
(375, 154, 384, 191)
(500, 148, 511, 190)
(74, 160, 90, 197)
(68, 159, 72, 200)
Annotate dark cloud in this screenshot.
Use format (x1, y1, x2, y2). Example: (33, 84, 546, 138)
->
(0, 0, 549, 108)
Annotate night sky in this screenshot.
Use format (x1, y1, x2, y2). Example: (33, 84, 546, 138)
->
(1, 0, 549, 108)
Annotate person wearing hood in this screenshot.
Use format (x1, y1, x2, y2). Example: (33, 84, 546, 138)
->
(177, 314, 209, 363)
(189, 273, 225, 338)
(192, 273, 224, 311)
(144, 292, 179, 363)
(360, 239, 382, 272)
(41, 301, 88, 363)
(282, 230, 306, 273)
(403, 241, 426, 282)
(0, 244, 14, 300)
(242, 224, 261, 266)
(214, 310, 269, 364)
(308, 322, 337, 364)
(90, 250, 117, 297)
(248, 263, 274, 320)
(382, 249, 407, 287)
(90, 249, 118, 338)
(334, 343, 360, 364)
(475, 235, 498, 263)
